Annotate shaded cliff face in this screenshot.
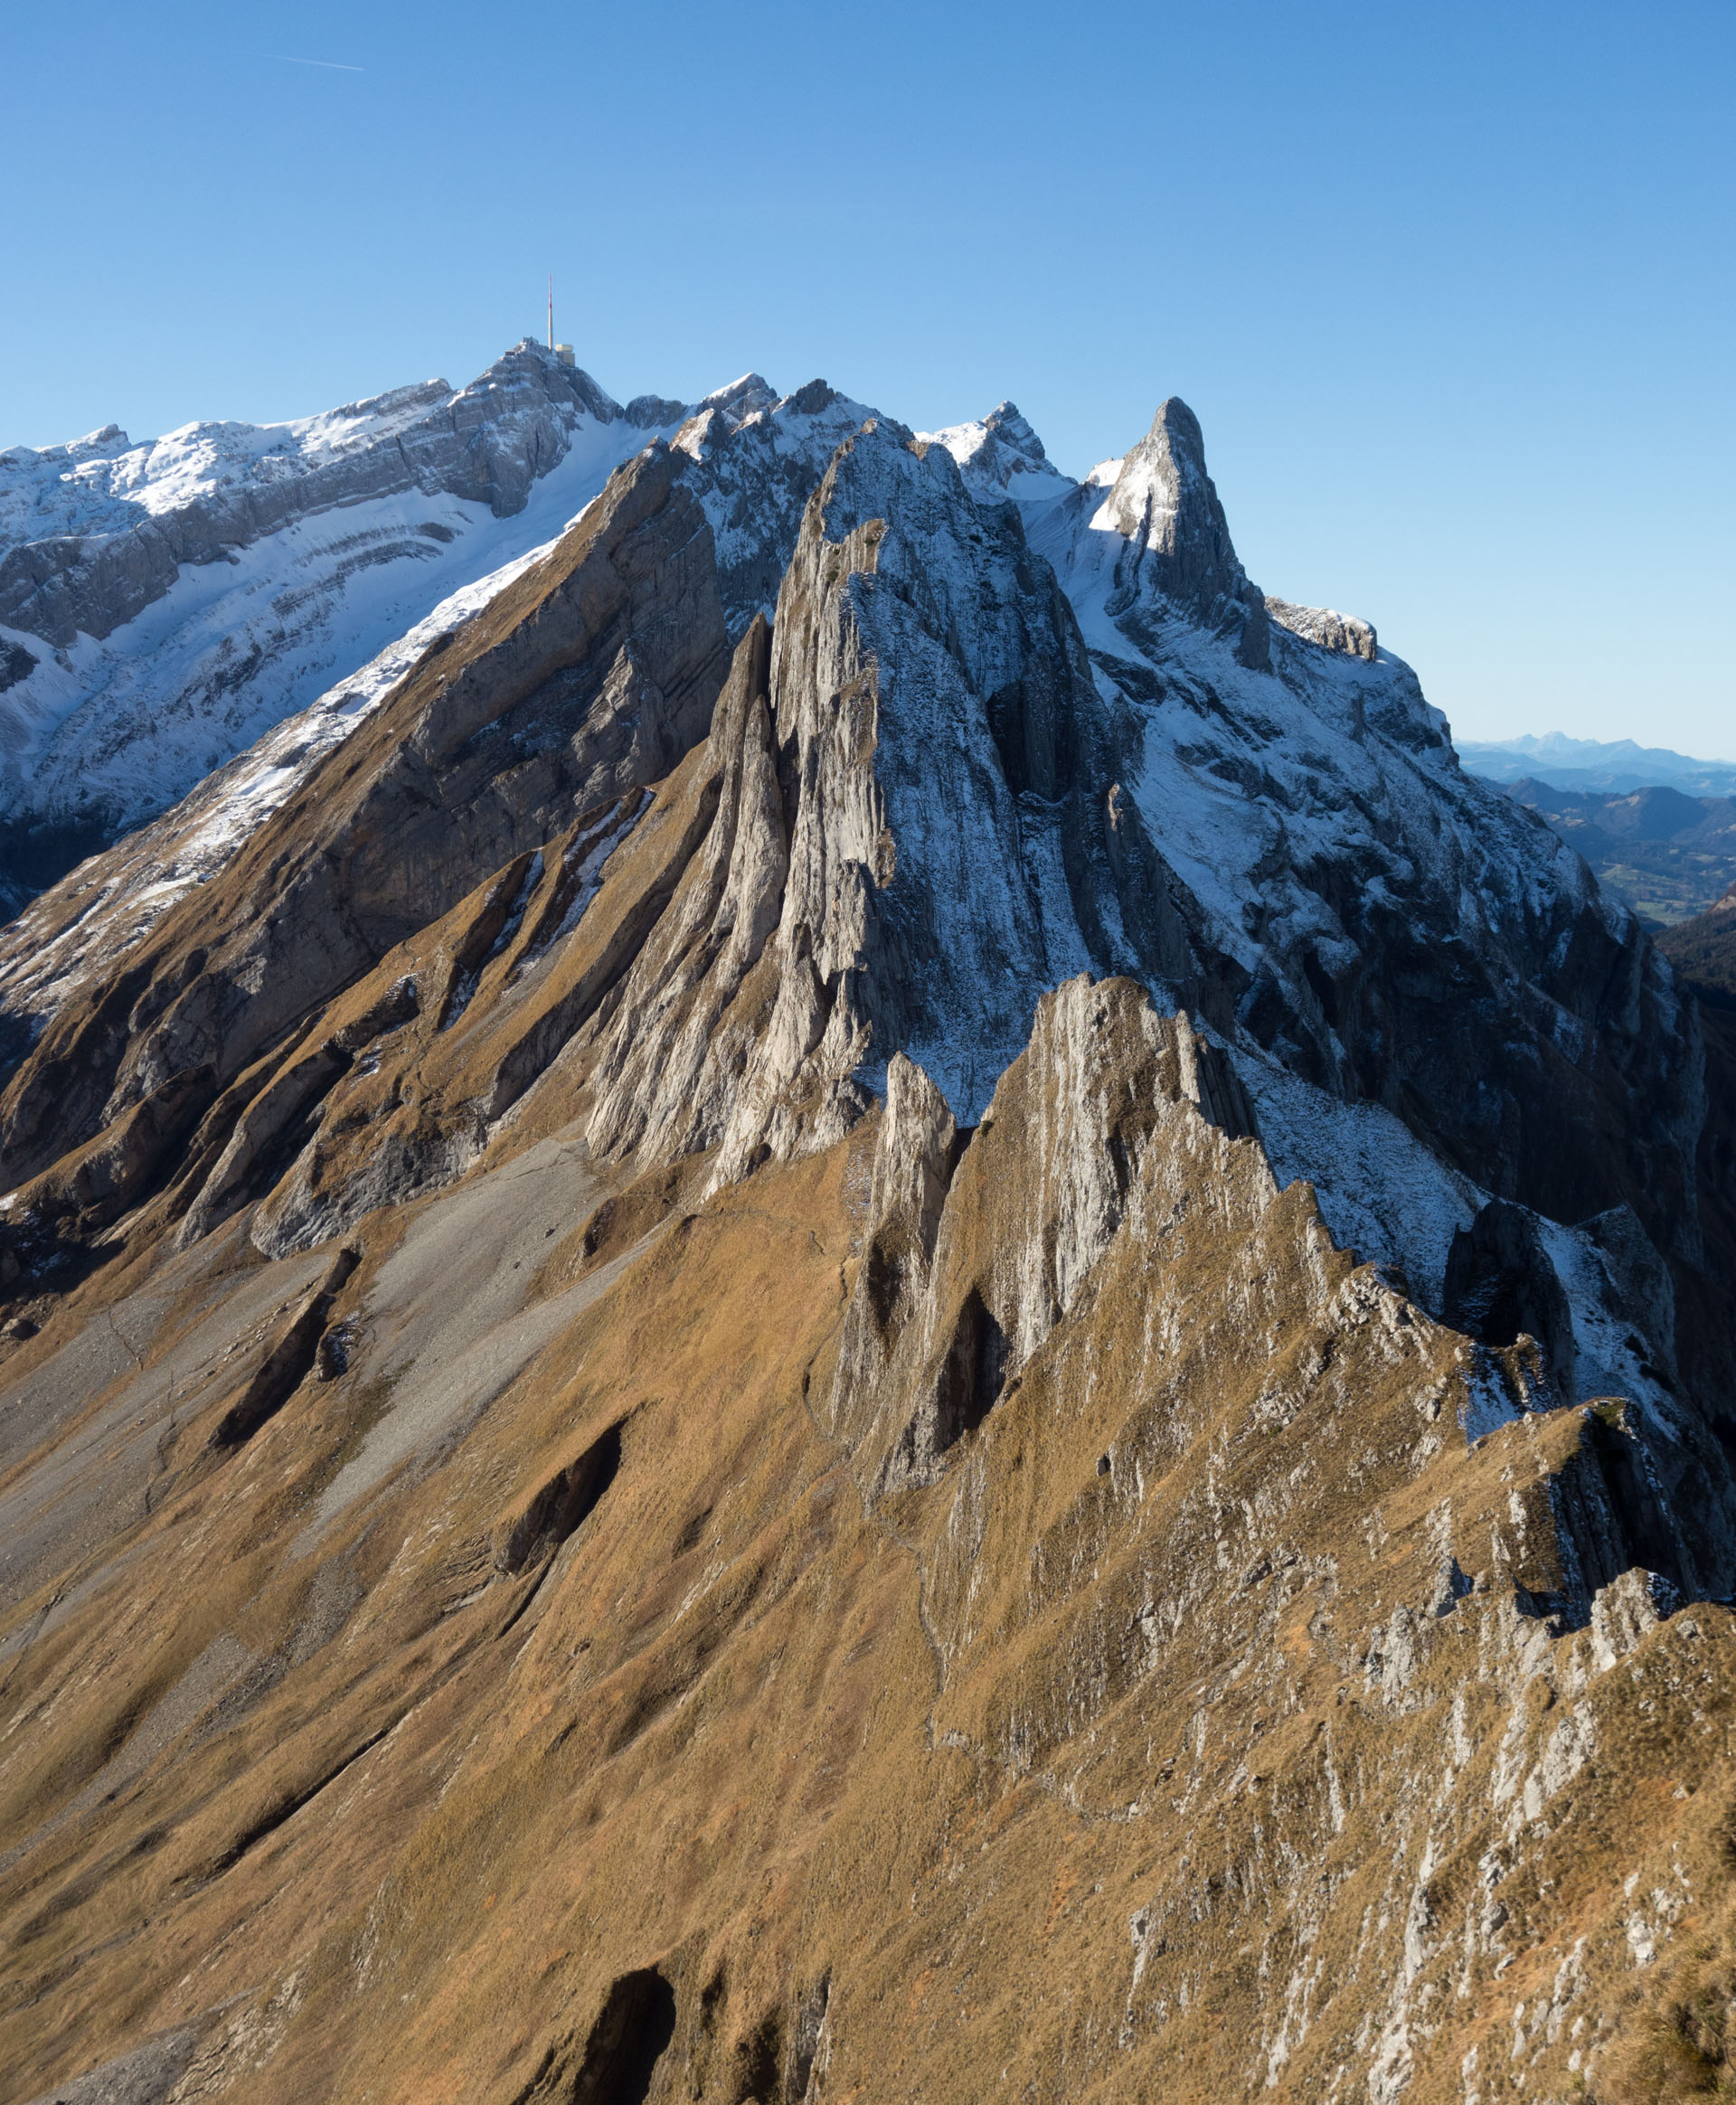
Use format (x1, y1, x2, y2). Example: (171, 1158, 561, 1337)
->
(1658, 887, 1736, 1010)
(0, 377, 1733, 2105)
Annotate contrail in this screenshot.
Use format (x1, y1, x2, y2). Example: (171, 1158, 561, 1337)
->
(264, 53, 364, 71)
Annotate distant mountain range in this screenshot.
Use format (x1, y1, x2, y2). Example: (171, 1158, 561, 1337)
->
(1459, 730, 1736, 797)
(1495, 776, 1736, 924)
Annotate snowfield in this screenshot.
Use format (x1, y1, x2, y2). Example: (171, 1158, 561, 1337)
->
(0, 346, 697, 879)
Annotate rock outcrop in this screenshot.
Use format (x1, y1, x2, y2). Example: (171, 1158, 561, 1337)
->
(0, 362, 1732, 2105)
(1087, 396, 1272, 668)
(0, 344, 626, 650)
(829, 978, 1259, 1491)
(1265, 592, 1379, 659)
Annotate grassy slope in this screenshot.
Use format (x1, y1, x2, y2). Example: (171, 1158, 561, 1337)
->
(4, 1076, 1736, 2100)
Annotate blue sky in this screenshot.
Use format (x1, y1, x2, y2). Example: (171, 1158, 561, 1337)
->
(5, 1, 1731, 753)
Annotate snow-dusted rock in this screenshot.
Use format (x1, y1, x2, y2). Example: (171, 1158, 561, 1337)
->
(677, 377, 878, 636)
(0, 344, 699, 893)
(582, 412, 1181, 1185)
(1265, 595, 1379, 660)
(1, 360, 1731, 1586)
(917, 401, 1074, 508)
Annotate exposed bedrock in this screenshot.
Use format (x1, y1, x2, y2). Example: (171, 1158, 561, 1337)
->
(828, 977, 1260, 1495)
(0, 442, 731, 1196)
(1264, 594, 1378, 660)
(0, 401, 1730, 1586)
(582, 416, 1209, 1189)
(0, 345, 625, 650)
(1444, 1198, 1579, 1403)
(1020, 404, 1715, 1323)
(1095, 396, 1273, 670)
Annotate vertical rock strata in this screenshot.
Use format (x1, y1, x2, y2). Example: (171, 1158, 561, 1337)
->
(829, 979, 1260, 1492)
(0, 380, 1731, 2104)
(583, 418, 1198, 1188)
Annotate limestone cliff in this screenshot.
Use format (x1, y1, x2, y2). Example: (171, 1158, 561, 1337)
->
(0, 372, 1733, 2105)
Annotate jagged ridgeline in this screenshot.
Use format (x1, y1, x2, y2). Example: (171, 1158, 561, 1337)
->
(1, 353, 1734, 2105)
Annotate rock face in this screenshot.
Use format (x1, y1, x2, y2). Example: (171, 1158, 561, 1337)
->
(1090, 396, 1273, 667)
(829, 980, 1260, 1493)
(588, 416, 1211, 1177)
(675, 375, 871, 634)
(0, 440, 729, 1204)
(0, 344, 714, 904)
(0, 362, 1733, 2105)
(1265, 593, 1379, 660)
(0, 345, 625, 650)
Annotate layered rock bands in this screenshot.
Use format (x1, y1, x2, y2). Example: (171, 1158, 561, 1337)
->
(0, 382, 1732, 2105)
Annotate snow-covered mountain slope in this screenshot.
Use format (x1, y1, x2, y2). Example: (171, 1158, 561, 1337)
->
(0, 344, 706, 907)
(0, 371, 887, 1019)
(0, 350, 902, 926)
(0, 551, 557, 1035)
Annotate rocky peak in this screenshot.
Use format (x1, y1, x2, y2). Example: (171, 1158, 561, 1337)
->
(918, 399, 1068, 506)
(698, 372, 782, 427)
(672, 379, 880, 637)
(1090, 395, 1269, 666)
(460, 337, 625, 426)
(2, 351, 1736, 2105)
(1264, 593, 1379, 660)
(829, 977, 1260, 1492)
(977, 399, 1049, 464)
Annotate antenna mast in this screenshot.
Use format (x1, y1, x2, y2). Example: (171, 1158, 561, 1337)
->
(548, 274, 554, 352)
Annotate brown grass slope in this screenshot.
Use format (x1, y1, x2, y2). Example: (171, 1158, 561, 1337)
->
(0, 975, 1734, 2102)
(1, 422, 1735, 2105)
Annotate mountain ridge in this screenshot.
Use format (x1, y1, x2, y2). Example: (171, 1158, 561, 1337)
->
(0, 344, 744, 910)
(4, 367, 1725, 1543)
(0, 351, 1732, 2105)
(1462, 731, 1736, 798)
